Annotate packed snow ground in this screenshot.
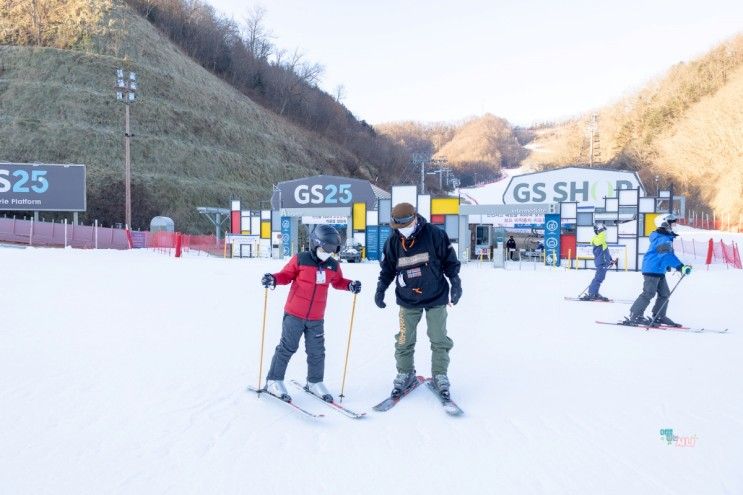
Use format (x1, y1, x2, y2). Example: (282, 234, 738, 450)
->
(1, 247, 742, 494)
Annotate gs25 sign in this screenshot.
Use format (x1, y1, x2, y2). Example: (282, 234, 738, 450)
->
(294, 184, 353, 205)
(0, 169, 50, 193)
(0, 163, 86, 211)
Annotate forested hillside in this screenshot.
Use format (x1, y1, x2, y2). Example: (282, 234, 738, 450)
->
(525, 34, 743, 218)
(378, 114, 523, 186)
(0, 0, 407, 231)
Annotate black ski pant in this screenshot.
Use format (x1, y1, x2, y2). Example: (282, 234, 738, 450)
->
(266, 314, 325, 383)
(630, 275, 671, 318)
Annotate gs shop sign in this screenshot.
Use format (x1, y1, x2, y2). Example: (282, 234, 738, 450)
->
(271, 175, 380, 209)
(502, 167, 644, 207)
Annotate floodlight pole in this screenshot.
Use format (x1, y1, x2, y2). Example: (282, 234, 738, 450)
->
(125, 103, 132, 228)
(115, 68, 137, 229)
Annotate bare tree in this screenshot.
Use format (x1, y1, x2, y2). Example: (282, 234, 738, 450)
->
(333, 84, 346, 104)
(242, 5, 272, 60)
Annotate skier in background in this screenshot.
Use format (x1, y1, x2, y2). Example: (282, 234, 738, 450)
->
(626, 213, 691, 326)
(374, 202, 462, 400)
(506, 235, 517, 260)
(261, 224, 361, 402)
(580, 223, 616, 301)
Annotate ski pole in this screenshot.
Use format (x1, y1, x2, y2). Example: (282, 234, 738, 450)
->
(338, 293, 358, 403)
(256, 286, 269, 394)
(648, 273, 686, 327)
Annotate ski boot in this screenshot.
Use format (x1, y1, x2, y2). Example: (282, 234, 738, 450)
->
(594, 294, 610, 302)
(624, 313, 651, 326)
(432, 374, 451, 400)
(391, 371, 417, 398)
(579, 294, 595, 301)
(265, 380, 291, 402)
(654, 315, 682, 327)
(306, 381, 333, 402)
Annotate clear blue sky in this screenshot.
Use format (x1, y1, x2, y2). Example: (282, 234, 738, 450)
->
(207, 0, 742, 126)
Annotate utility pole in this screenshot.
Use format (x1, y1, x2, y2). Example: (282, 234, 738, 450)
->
(420, 159, 425, 194)
(115, 68, 138, 228)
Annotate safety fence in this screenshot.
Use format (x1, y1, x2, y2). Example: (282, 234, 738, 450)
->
(0, 217, 129, 249)
(0, 217, 224, 256)
(142, 231, 225, 257)
(674, 237, 742, 269)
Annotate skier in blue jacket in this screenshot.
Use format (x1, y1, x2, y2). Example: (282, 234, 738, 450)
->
(627, 214, 692, 326)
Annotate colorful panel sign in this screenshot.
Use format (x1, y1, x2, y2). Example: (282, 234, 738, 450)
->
(260, 221, 271, 239)
(353, 202, 367, 231)
(431, 198, 459, 215)
(544, 213, 561, 266)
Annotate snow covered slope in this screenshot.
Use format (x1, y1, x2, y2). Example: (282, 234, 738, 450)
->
(455, 165, 533, 205)
(1, 247, 741, 494)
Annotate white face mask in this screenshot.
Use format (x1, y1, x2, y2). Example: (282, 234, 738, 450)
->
(398, 221, 416, 238)
(317, 250, 332, 261)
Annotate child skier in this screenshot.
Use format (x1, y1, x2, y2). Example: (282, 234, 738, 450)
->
(261, 224, 361, 402)
(580, 223, 616, 301)
(626, 213, 691, 326)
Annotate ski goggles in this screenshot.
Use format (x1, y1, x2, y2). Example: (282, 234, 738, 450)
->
(318, 242, 340, 254)
(391, 213, 415, 226)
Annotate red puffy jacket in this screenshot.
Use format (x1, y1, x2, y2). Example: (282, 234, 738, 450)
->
(273, 252, 351, 321)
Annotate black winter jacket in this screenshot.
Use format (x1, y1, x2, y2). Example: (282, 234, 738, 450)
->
(378, 215, 461, 309)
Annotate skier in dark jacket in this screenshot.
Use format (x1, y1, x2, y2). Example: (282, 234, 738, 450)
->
(580, 223, 615, 301)
(374, 202, 462, 400)
(261, 224, 361, 402)
(627, 214, 691, 326)
(506, 236, 517, 260)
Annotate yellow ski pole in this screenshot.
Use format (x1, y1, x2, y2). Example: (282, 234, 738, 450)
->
(339, 293, 358, 403)
(256, 286, 269, 394)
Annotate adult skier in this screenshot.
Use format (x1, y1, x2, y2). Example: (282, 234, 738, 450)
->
(374, 202, 462, 400)
(506, 235, 517, 260)
(261, 224, 361, 402)
(580, 223, 615, 301)
(626, 213, 691, 326)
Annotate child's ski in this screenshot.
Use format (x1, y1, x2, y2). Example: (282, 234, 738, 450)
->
(247, 386, 324, 418)
(289, 380, 366, 419)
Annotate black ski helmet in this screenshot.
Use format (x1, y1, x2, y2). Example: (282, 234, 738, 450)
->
(310, 224, 341, 254)
(593, 223, 606, 234)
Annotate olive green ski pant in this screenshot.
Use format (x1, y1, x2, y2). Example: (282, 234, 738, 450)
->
(395, 305, 453, 376)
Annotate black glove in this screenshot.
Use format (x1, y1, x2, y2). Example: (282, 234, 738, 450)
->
(450, 277, 462, 305)
(261, 273, 276, 289)
(348, 280, 362, 294)
(374, 284, 386, 308)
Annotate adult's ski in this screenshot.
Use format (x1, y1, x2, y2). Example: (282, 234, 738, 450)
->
(247, 386, 324, 418)
(288, 380, 366, 419)
(372, 375, 427, 412)
(424, 380, 464, 416)
(565, 297, 632, 304)
(596, 321, 729, 334)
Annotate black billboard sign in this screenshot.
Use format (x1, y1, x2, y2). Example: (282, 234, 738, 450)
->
(0, 163, 86, 211)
